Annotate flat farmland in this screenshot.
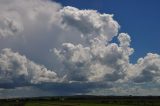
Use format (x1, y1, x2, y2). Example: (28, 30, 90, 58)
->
(1, 96, 160, 106)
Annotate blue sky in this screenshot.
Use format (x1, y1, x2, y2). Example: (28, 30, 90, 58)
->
(55, 0, 160, 63)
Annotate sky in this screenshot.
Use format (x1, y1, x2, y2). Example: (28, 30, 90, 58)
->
(0, 0, 160, 98)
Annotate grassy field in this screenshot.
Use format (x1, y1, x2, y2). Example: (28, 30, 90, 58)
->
(1, 96, 160, 106)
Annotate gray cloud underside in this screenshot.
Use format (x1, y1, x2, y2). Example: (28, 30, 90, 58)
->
(0, 0, 160, 97)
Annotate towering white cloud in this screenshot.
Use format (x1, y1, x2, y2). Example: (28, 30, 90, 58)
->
(60, 6, 119, 42)
(54, 33, 134, 82)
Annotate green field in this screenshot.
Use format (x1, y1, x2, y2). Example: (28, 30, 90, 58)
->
(1, 96, 160, 106)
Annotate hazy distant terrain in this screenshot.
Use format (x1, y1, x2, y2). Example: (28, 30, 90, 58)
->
(1, 96, 160, 106)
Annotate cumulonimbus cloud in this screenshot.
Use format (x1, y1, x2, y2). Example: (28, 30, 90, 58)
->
(0, 0, 160, 97)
